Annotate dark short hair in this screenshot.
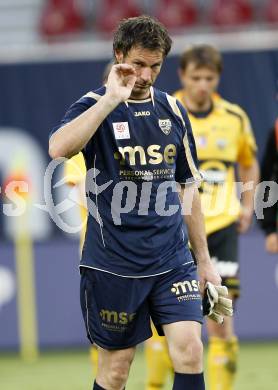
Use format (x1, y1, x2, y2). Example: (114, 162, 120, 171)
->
(179, 45, 223, 74)
(113, 15, 172, 58)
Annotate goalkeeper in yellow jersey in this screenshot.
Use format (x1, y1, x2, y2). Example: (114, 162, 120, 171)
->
(145, 45, 259, 390)
(64, 153, 87, 249)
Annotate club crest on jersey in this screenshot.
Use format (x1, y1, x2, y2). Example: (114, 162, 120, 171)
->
(112, 122, 130, 140)
(158, 119, 172, 135)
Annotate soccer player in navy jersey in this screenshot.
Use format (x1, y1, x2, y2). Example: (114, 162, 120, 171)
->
(49, 15, 221, 390)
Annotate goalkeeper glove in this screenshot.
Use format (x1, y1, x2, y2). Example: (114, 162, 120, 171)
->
(202, 282, 233, 324)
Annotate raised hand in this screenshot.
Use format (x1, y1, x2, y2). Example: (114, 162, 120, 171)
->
(105, 64, 137, 104)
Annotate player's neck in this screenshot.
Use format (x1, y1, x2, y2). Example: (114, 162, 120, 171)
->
(182, 92, 212, 114)
(129, 89, 151, 101)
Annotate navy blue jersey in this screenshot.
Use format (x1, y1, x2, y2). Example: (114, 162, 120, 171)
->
(52, 86, 202, 277)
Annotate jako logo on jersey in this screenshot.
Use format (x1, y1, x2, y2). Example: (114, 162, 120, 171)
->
(100, 309, 136, 325)
(158, 119, 172, 135)
(171, 280, 200, 296)
(114, 144, 177, 166)
(134, 111, 151, 117)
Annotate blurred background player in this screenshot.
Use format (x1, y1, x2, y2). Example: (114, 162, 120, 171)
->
(63, 61, 114, 376)
(145, 44, 259, 390)
(64, 153, 87, 250)
(64, 153, 99, 372)
(259, 119, 278, 253)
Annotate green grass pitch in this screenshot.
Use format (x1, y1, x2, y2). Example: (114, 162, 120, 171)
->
(1, 342, 278, 389)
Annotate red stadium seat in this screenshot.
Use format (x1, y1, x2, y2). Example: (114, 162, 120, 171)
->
(96, 0, 141, 34)
(209, 0, 253, 27)
(265, 0, 278, 23)
(40, 0, 85, 37)
(154, 0, 198, 29)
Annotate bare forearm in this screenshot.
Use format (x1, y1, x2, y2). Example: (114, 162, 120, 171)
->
(49, 94, 118, 159)
(180, 183, 221, 289)
(239, 160, 260, 211)
(180, 184, 210, 264)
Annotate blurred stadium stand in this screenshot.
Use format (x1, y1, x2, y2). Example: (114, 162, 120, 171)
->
(37, 0, 278, 40)
(154, 0, 198, 30)
(208, 0, 254, 27)
(40, 0, 86, 38)
(96, 0, 141, 34)
(265, 0, 278, 23)
(0, 0, 278, 44)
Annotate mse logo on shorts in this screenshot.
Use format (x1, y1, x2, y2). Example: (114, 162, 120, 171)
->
(171, 279, 201, 302)
(99, 309, 136, 332)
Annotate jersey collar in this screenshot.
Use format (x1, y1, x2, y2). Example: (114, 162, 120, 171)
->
(124, 86, 155, 107)
(188, 103, 214, 118)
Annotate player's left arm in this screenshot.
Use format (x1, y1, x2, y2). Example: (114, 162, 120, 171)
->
(175, 100, 232, 320)
(179, 183, 221, 294)
(180, 185, 233, 322)
(237, 111, 260, 233)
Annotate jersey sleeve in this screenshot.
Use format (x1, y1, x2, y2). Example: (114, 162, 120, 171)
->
(49, 92, 100, 160)
(237, 110, 257, 167)
(50, 95, 95, 136)
(174, 100, 202, 184)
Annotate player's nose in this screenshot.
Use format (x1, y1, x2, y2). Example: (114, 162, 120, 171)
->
(140, 67, 152, 83)
(199, 79, 209, 90)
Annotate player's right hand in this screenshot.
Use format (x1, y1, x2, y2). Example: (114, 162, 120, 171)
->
(202, 282, 233, 324)
(197, 257, 222, 295)
(106, 64, 137, 103)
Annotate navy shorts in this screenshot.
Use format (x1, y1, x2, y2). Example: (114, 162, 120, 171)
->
(80, 262, 203, 350)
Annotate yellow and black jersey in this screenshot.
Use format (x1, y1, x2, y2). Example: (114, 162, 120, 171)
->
(174, 90, 257, 235)
(64, 152, 87, 250)
(64, 152, 86, 186)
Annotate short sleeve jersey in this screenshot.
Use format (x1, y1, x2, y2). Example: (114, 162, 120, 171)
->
(174, 91, 257, 235)
(52, 86, 202, 277)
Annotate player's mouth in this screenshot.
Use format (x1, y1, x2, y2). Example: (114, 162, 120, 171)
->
(198, 91, 209, 97)
(135, 83, 151, 89)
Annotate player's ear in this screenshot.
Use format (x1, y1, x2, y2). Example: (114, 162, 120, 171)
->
(115, 50, 124, 64)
